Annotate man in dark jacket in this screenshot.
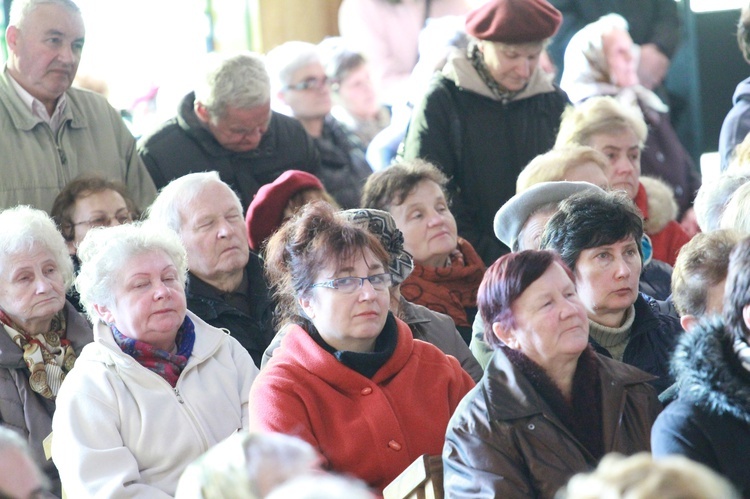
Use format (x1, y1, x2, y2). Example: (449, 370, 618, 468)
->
(148, 172, 275, 368)
(138, 52, 321, 212)
(401, 0, 569, 265)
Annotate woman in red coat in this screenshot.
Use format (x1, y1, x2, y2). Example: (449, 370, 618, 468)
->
(249, 201, 474, 494)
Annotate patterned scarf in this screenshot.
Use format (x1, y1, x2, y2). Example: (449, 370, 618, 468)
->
(111, 316, 196, 387)
(1, 309, 76, 399)
(400, 238, 485, 328)
(469, 42, 523, 103)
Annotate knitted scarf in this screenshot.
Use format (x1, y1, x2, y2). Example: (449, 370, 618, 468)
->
(400, 238, 485, 328)
(1, 309, 75, 399)
(502, 345, 604, 460)
(111, 316, 196, 387)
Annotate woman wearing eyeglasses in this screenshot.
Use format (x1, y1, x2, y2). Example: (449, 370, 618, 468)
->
(51, 174, 139, 313)
(249, 201, 475, 494)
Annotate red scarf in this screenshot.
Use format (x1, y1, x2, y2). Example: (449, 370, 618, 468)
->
(400, 238, 485, 328)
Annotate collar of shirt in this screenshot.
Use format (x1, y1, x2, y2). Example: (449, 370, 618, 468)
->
(7, 70, 68, 132)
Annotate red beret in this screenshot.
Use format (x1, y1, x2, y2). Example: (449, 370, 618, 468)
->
(245, 170, 324, 251)
(465, 0, 562, 44)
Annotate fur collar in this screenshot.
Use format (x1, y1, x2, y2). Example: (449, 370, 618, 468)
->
(673, 317, 750, 424)
(639, 176, 678, 234)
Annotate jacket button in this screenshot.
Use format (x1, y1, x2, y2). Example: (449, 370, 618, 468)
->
(388, 440, 402, 451)
(360, 387, 373, 395)
(527, 424, 535, 430)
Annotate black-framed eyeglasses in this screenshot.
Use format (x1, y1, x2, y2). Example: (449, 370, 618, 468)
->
(72, 210, 133, 228)
(285, 76, 330, 92)
(310, 272, 393, 293)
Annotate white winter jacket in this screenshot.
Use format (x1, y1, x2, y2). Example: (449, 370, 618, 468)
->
(51, 311, 258, 498)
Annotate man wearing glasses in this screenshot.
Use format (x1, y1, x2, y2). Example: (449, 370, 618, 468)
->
(266, 41, 373, 209)
(138, 52, 321, 212)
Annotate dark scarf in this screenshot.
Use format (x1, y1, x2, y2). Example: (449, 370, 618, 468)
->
(400, 238, 485, 328)
(112, 316, 196, 387)
(469, 43, 524, 103)
(502, 345, 605, 460)
(310, 312, 399, 378)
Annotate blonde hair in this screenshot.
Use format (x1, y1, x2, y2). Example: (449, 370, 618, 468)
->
(557, 453, 740, 499)
(516, 146, 610, 192)
(555, 96, 647, 149)
(720, 180, 750, 235)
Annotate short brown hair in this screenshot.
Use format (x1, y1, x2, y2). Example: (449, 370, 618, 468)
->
(51, 174, 140, 241)
(264, 201, 390, 330)
(360, 159, 449, 211)
(671, 230, 741, 317)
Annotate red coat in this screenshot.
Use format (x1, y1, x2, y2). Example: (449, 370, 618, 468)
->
(248, 317, 475, 493)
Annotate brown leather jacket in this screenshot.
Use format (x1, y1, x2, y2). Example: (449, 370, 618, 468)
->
(443, 347, 661, 498)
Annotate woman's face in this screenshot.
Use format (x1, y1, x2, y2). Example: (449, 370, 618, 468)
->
(389, 180, 458, 267)
(96, 250, 186, 351)
(602, 28, 639, 88)
(0, 246, 66, 334)
(69, 189, 131, 254)
(336, 64, 379, 119)
(574, 237, 642, 328)
(480, 41, 543, 92)
(587, 129, 641, 199)
(500, 262, 589, 369)
(299, 248, 390, 353)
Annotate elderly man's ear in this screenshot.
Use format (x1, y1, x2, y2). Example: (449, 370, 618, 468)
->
(492, 322, 518, 349)
(194, 102, 211, 124)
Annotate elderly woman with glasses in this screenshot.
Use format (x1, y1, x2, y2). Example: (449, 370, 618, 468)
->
(249, 201, 474, 494)
(51, 222, 258, 497)
(0, 206, 93, 497)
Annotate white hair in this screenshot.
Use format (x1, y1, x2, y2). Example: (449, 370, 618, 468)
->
(9, 0, 81, 28)
(75, 221, 188, 324)
(265, 41, 322, 92)
(176, 431, 319, 499)
(146, 171, 243, 234)
(720, 180, 750, 235)
(265, 473, 375, 499)
(194, 52, 271, 120)
(0, 205, 74, 291)
(694, 170, 750, 232)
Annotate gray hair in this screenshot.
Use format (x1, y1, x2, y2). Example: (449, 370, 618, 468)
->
(0, 205, 74, 291)
(265, 41, 322, 91)
(0, 426, 50, 491)
(694, 170, 750, 232)
(75, 221, 188, 324)
(147, 171, 243, 234)
(9, 0, 81, 28)
(194, 52, 271, 120)
(265, 474, 375, 499)
(720, 180, 750, 235)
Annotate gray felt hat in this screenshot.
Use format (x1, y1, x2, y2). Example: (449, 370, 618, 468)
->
(494, 181, 606, 250)
(341, 208, 415, 284)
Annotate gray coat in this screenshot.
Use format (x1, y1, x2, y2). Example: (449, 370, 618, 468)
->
(0, 302, 93, 495)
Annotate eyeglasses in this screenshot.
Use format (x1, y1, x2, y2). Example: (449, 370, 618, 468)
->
(285, 76, 330, 92)
(72, 210, 133, 228)
(311, 272, 393, 293)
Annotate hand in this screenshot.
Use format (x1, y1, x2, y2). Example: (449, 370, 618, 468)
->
(679, 207, 700, 238)
(637, 44, 670, 90)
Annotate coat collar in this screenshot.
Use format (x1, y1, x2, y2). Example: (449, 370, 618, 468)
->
(441, 48, 557, 102)
(673, 317, 750, 424)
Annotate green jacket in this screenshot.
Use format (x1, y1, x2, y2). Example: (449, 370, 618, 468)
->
(0, 69, 156, 212)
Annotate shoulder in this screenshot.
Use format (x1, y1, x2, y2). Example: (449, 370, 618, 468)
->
(66, 87, 120, 119)
(596, 352, 658, 387)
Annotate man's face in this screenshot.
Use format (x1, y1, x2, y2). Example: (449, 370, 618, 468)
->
(179, 182, 250, 287)
(6, 3, 85, 110)
(198, 102, 272, 153)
